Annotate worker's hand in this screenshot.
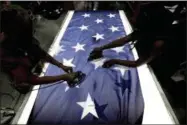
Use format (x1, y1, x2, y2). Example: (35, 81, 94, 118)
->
(59, 64, 73, 73)
(63, 72, 79, 82)
(102, 59, 117, 68)
(88, 47, 103, 61)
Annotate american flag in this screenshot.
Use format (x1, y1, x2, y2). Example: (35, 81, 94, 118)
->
(29, 11, 144, 124)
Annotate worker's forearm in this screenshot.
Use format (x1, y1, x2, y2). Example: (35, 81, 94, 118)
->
(30, 74, 69, 85)
(44, 53, 62, 67)
(99, 34, 132, 51)
(29, 44, 63, 68)
(38, 48, 63, 68)
(114, 59, 138, 67)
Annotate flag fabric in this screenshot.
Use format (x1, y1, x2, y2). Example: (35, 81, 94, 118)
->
(29, 11, 144, 124)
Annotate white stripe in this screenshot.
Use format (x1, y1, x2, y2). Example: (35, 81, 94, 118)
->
(119, 10, 178, 124)
(11, 11, 74, 124)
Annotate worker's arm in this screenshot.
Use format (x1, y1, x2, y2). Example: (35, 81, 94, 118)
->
(28, 44, 73, 73)
(102, 40, 164, 68)
(102, 56, 154, 68)
(88, 32, 136, 61)
(28, 72, 79, 85)
(98, 33, 134, 51)
(41, 48, 72, 73)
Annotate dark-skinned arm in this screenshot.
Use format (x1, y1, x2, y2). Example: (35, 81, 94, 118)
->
(99, 33, 134, 51)
(28, 44, 72, 73)
(40, 48, 63, 68)
(40, 48, 73, 73)
(102, 55, 155, 68)
(88, 32, 138, 61)
(28, 73, 77, 85)
(103, 40, 164, 68)
(113, 56, 154, 67)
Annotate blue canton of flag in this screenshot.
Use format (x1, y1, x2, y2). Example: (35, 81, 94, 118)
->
(30, 11, 144, 125)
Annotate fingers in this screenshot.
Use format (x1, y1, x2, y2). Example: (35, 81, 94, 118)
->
(102, 62, 108, 68)
(88, 53, 103, 61)
(88, 48, 103, 61)
(102, 61, 113, 68)
(64, 67, 73, 73)
(88, 55, 96, 61)
(67, 69, 72, 73)
(68, 68, 73, 73)
(75, 71, 80, 77)
(67, 72, 81, 88)
(88, 51, 96, 61)
(87, 55, 93, 61)
(102, 63, 111, 68)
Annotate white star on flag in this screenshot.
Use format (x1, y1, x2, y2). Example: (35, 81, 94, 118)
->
(111, 46, 125, 54)
(91, 58, 106, 70)
(92, 33, 104, 41)
(63, 81, 79, 92)
(113, 65, 129, 77)
(108, 13, 116, 18)
(62, 58, 75, 67)
(72, 43, 85, 52)
(82, 13, 90, 18)
(77, 93, 98, 119)
(95, 19, 103, 24)
(79, 25, 88, 31)
(52, 45, 65, 56)
(109, 26, 119, 32)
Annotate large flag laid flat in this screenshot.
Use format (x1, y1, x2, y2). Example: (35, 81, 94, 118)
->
(29, 11, 144, 124)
